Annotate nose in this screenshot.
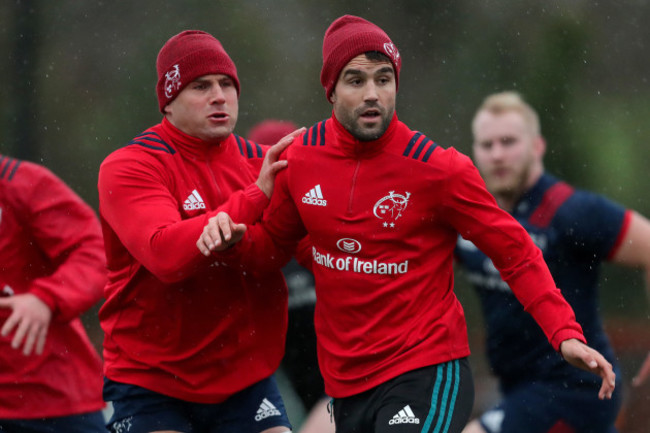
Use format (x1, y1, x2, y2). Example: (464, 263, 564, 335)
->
(363, 81, 379, 102)
(210, 84, 226, 104)
(489, 143, 506, 160)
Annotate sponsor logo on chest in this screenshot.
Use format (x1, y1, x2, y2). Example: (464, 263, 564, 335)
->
(313, 245, 408, 275)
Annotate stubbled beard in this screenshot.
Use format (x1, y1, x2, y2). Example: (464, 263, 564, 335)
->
(341, 103, 394, 141)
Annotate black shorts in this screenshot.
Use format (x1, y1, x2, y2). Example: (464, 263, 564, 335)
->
(333, 358, 473, 433)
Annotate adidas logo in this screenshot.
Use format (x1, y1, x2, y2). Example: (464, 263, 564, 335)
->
(388, 405, 420, 425)
(255, 398, 281, 421)
(302, 184, 327, 206)
(183, 189, 206, 211)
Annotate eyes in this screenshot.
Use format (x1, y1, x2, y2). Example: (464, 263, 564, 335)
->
(477, 136, 518, 150)
(191, 77, 234, 91)
(347, 75, 393, 86)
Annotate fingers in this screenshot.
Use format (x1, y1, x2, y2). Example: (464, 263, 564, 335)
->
(9, 313, 48, 356)
(597, 361, 616, 400)
(10, 313, 30, 354)
(0, 307, 19, 338)
(34, 325, 49, 355)
(256, 127, 306, 199)
(268, 160, 289, 175)
(17, 319, 34, 355)
(197, 213, 247, 256)
(583, 348, 616, 400)
(561, 339, 615, 400)
(267, 127, 306, 158)
(230, 222, 247, 242)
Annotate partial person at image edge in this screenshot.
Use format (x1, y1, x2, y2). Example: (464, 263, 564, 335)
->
(0, 155, 107, 433)
(456, 91, 650, 433)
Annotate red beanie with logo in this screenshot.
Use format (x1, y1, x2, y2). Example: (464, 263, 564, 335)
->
(320, 15, 401, 101)
(156, 30, 240, 113)
(247, 120, 298, 144)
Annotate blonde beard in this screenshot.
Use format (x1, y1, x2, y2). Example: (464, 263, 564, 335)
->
(488, 164, 531, 209)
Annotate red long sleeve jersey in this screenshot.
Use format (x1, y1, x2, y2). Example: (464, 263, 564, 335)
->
(0, 156, 105, 419)
(238, 114, 585, 398)
(98, 118, 287, 403)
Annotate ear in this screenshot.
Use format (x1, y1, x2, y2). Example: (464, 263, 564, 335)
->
(163, 102, 172, 116)
(534, 136, 546, 158)
(329, 91, 337, 104)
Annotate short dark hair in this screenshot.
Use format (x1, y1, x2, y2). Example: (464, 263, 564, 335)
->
(365, 51, 392, 63)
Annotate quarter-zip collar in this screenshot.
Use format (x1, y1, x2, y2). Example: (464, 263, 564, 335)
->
(161, 117, 230, 158)
(331, 111, 399, 159)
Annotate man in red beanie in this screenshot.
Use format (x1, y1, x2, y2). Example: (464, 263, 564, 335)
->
(98, 30, 301, 433)
(198, 16, 616, 433)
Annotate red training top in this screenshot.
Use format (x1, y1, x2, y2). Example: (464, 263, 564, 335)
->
(232, 114, 586, 398)
(98, 118, 288, 403)
(0, 156, 105, 419)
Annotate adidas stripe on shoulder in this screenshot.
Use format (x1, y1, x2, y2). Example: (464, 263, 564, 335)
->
(0, 156, 21, 181)
(302, 120, 327, 147)
(402, 132, 438, 163)
(234, 135, 263, 159)
(127, 132, 176, 154)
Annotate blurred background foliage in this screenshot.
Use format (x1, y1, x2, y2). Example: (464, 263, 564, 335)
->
(1, 0, 648, 426)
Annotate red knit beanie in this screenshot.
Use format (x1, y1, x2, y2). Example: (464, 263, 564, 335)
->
(247, 119, 298, 144)
(156, 30, 240, 113)
(320, 15, 401, 101)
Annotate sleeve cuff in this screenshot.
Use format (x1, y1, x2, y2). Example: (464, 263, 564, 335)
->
(244, 183, 270, 218)
(29, 287, 57, 316)
(551, 329, 586, 352)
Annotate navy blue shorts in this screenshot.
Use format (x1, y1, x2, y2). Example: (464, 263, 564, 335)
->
(333, 358, 474, 433)
(0, 410, 105, 433)
(104, 375, 292, 433)
(478, 376, 623, 433)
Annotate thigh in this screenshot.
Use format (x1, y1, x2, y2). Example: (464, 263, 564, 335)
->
(104, 379, 192, 433)
(203, 375, 292, 433)
(0, 411, 105, 433)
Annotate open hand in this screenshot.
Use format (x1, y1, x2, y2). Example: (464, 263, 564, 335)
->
(0, 293, 52, 356)
(560, 338, 616, 400)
